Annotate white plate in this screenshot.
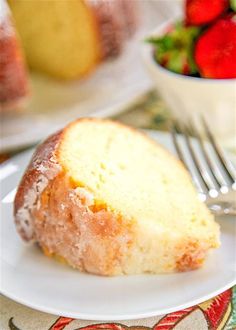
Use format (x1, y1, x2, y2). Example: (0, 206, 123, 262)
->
(0, 131, 235, 321)
(0, 2, 182, 153)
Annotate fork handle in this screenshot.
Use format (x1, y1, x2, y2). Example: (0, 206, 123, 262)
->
(207, 201, 236, 216)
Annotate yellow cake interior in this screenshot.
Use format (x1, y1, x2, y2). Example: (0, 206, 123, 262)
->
(59, 119, 219, 243)
(8, 0, 101, 79)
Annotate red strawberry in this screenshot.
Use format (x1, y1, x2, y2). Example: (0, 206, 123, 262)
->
(185, 0, 229, 26)
(194, 14, 236, 78)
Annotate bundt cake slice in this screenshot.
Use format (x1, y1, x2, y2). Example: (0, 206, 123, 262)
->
(14, 119, 220, 275)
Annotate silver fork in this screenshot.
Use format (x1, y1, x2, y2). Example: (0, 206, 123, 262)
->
(171, 118, 236, 216)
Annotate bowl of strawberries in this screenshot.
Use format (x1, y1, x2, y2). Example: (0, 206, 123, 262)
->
(142, 0, 236, 148)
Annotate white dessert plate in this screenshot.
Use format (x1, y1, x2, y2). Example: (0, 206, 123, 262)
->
(0, 130, 235, 321)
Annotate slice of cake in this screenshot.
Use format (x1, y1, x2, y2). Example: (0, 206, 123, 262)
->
(14, 119, 220, 275)
(8, 0, 138, 80)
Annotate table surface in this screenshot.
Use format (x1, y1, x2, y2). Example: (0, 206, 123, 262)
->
(1, 92, 236, 330)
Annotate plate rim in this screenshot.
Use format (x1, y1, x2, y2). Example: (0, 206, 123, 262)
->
(1, 280, 235, 321)
(0, 85, 151, 154)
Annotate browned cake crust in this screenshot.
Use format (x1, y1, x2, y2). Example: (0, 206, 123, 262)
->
(14, 125, 135, 275)
(87, 0, 138, 58)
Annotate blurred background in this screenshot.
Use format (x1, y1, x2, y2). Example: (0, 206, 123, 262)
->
(0, 0, 235, 155)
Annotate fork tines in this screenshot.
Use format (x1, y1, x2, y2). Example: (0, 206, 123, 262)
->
(171, 117, 236, 200)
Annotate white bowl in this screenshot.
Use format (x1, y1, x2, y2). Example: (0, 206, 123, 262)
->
(142, 20, 236, 149)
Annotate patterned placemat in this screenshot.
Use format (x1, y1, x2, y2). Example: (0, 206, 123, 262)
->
(1, 287, 236, 330)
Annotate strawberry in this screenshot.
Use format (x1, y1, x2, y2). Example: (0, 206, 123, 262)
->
(147, 22, 200, 75)
(194, 14, 236, 78)
(185, 0, 229, 26)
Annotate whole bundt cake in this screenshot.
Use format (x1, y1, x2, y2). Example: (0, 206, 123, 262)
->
(8, 0, 138, 79)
